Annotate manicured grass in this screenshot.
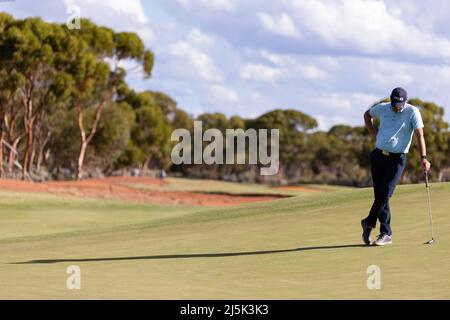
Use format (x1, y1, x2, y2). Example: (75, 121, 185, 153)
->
(0, 192, 205, 241)
(125, 177, 347, 196)
(0, 182, 449, 299)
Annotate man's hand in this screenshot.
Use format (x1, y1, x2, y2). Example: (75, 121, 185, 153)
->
(422, 158, 431, 172)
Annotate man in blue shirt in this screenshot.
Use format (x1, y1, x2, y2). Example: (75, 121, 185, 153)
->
(361, 87, 431, 246)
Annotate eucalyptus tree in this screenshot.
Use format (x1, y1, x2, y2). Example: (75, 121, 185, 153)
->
(65, 20, 154, 179)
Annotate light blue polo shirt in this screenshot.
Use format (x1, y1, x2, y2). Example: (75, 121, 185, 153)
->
(370, 102, 424, 153)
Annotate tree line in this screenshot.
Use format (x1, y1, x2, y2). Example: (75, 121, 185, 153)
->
(1, 13, 449, 185)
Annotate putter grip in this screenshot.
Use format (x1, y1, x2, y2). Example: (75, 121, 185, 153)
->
(425, 172, 429, 188)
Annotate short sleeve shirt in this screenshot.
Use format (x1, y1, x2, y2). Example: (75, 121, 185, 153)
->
(369, 102, 424, 153)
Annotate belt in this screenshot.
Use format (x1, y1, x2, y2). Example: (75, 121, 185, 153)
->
(375, 148, 404, 156)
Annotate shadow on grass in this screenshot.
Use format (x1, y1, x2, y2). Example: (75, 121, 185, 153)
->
(11, 244, 367, 264)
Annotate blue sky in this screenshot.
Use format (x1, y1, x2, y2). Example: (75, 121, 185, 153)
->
(2, 0, 450, 129)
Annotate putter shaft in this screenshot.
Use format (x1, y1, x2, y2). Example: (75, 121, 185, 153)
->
(425, 172, 435, 243)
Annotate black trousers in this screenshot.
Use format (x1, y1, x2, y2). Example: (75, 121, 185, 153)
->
(364, 148, 407, 236)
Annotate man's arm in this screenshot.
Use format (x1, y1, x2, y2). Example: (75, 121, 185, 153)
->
(364, 109, 377, 140)
(414, 128, 431, 172)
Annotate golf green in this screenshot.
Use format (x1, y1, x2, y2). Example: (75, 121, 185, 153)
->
(0, 182, 448, 299)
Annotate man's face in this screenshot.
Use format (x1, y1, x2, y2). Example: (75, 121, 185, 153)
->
(391, 103, 405, 113)
(390, 92, 407, 113)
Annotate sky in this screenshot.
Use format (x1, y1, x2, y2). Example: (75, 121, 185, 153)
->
(2, 0, 450, 130)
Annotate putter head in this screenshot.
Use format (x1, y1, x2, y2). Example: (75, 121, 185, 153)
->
(424, 238, 435, 245)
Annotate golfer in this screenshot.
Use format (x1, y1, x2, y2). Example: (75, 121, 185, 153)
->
(361, 87, 431, 246)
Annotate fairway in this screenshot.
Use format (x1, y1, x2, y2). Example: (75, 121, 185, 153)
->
(0, 181, 449, 299)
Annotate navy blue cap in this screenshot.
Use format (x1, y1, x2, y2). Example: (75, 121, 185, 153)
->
(390, 87, 408, 108)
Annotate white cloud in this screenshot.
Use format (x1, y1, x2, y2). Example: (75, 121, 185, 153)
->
(331, 115, 350, 125)
(315, 94, 353, 112)
(260, 49, 284, 65)
(301, 64, 327, 80)
(299, 91, 380, 130)
(351, 92, 382, 107)
(66, 0, 148, 24)
(178, 0, 235, 11)
(313, 92, 400, 129)
(315, 114, 328, 131)
(64, 0, 154, 42)
(371, 71, 413, 87)
(4, 0, 154, 44)
(315, 92, 379, 112)
(259, 50, 327, 80)
(188, 28, 215, 46)
(169, 40, 224, 82)
(288, 0, 450, 58)
(209, 85, 240, 104)
(240, 63, 282, 82)
(258, 12, 299, 39)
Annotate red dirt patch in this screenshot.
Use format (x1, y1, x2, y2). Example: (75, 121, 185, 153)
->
(0, 177, 281, 207)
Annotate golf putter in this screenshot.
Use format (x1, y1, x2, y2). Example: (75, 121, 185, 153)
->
(424, 172, 435, 244)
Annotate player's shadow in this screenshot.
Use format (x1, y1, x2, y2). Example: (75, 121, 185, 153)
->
(12, 244, 367, 264)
